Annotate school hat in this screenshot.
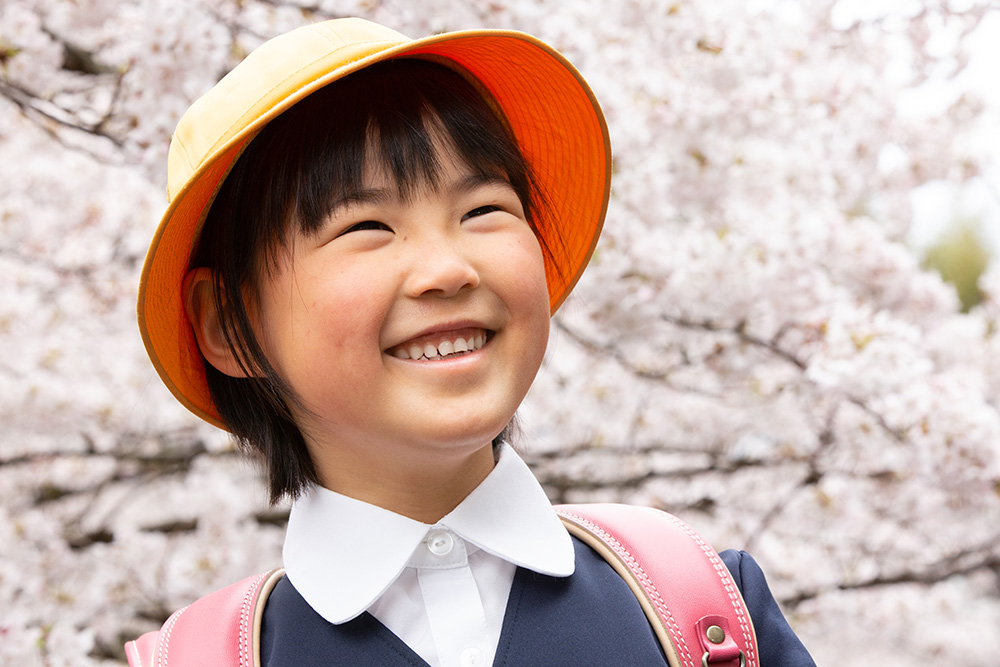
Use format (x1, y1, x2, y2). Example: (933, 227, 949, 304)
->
(138, 17, 612, 428)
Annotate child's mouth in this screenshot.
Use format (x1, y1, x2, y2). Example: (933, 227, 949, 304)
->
(388, 328, 492, 361)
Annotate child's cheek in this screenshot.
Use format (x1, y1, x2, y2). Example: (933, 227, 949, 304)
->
(512, 236, 552, 317)
(255, 255, 388, 379)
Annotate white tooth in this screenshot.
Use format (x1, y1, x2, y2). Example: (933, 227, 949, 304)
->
(424, 343, 437, 359)
(393, 348, 410, 360)
(454, 338, 469, 353)
(476, 333, 486, 348)
(438, 340, 454, 355)
(409, 345, 423, 360)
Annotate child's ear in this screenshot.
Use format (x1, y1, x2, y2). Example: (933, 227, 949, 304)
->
(183, 267, 250, 378)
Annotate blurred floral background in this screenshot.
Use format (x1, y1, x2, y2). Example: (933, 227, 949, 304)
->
(2, 0, 999, 664)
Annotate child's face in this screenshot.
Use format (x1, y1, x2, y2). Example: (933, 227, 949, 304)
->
(251, 140, 551, 471)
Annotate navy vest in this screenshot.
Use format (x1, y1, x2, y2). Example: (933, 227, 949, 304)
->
(260, 538, 816, 666)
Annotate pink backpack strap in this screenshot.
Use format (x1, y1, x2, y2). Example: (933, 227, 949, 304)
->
(556, 503, 759, 667)
(124, 568, 284, 667)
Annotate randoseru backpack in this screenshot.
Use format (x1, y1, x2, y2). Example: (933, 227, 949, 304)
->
(125, 503, 757, 667)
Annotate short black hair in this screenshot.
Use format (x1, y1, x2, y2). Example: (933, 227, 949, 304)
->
(190, 58, 558, 503)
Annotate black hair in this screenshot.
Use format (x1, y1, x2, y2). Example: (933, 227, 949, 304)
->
(190, 58, 559, 503)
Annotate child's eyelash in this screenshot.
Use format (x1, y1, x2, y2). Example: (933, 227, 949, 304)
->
(337, 206, 500, 238)
(462, 205, 500, 221)
(339, 220, 392, 236)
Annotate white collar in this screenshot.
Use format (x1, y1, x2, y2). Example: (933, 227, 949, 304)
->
(282, 445, 575, 624)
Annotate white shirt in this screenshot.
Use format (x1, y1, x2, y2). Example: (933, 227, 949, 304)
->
(282, 445, 576, 667)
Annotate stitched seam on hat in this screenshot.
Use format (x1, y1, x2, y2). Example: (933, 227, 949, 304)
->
(205, 36, 398, 160)
(644, 507, 759, 667)
(173, 135, 196, 185)
(559, 511, 695, 666)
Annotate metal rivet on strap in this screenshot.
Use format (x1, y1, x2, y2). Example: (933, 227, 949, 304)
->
(706, 625, 725, 644)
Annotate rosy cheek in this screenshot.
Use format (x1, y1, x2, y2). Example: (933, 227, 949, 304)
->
(522, 256, 551, 312)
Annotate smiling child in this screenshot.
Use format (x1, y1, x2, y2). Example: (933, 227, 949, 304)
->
(130, 17, 815, 667)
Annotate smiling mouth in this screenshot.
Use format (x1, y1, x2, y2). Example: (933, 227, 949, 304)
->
(388, 328, 492, 361)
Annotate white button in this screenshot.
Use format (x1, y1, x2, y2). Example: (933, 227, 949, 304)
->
(460, 647, 486, 667)
(426, 530, 454, 556)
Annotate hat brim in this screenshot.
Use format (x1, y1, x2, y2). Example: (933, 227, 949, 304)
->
(138, 20, 611, 429)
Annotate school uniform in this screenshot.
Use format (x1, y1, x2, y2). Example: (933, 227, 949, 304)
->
(265, 446, 815, 666)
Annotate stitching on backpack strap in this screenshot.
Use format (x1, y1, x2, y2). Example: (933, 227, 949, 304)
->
(239, 571, 270, 667)
(128, 639, 144, 667)
(156, 603, 190, 667)
(646, 508, 758, 667)
(558, 509, 696, 666)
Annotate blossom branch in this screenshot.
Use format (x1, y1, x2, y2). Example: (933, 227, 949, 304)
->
(660, 314, 807, 370)
(784, 539, 1000, 608)
(660, 314, 905, 442)
(0, 78, 125, 149)
(553, 317, 725, 398)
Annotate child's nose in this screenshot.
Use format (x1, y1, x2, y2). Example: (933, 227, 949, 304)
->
(404, 241, 480, 299)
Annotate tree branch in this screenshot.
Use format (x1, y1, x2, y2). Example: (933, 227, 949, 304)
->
(660, 314, 906, 442)
(553, 318, 725, 398)
(783, 537, 1000, 608)
(0, 78, 124, 148)
(660, 314, 808, 369)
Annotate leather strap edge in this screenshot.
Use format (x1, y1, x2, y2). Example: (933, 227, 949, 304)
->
(251, 568, 285, 667)
(557, 504, 760, 667)
(647, 508, 758, 667)
(558, 513, 685, 667)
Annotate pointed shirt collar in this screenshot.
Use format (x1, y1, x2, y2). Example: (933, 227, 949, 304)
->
(282, 445, 575, 624)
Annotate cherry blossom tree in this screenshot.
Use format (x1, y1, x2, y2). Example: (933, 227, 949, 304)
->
(1, 0, 998, 664)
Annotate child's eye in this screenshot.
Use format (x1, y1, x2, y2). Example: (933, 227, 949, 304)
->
(337, 220, 392, 237)
(461, 205, 501, 221)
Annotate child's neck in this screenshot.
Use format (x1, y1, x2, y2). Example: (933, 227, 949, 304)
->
(310, 440, 497, 524)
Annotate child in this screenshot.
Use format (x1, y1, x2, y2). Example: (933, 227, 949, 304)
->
(134, 17, 815, 666)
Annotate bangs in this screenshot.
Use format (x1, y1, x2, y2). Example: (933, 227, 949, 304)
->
(252, 58, 542, 253)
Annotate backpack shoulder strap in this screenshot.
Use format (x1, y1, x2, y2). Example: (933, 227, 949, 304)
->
(125, 506, 756, 667)
(555, 503, 758, 667)
(125, 568, 284, 667)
